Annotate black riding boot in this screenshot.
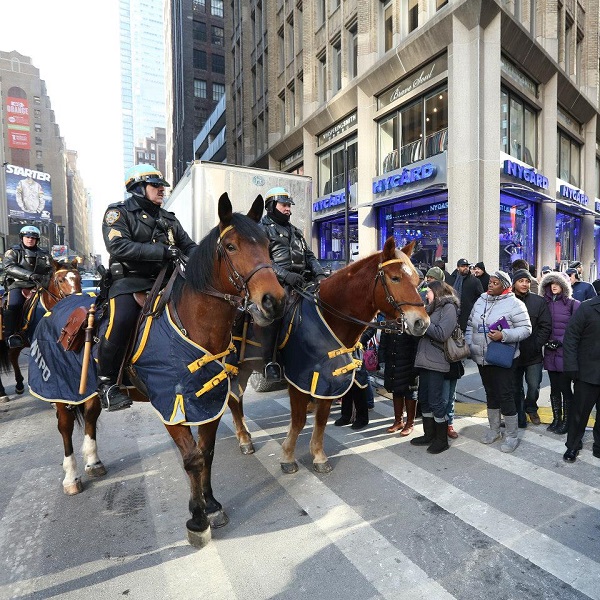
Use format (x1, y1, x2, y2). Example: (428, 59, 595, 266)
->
(411, 416, 436, 446)
(257, 321, 282, 381)
(547, 394, 561, 432)
(96, 337, 132, 411)
(2, 307, 24, 349)
(427, 420, 450, 454)
(555, 397, 569, 435)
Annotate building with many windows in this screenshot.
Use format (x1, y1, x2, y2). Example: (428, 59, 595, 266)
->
(228, 0, 600, 279)
(134, 126, 167, 174)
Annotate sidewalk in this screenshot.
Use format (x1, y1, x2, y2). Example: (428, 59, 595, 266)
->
(371, 359, 597, 426)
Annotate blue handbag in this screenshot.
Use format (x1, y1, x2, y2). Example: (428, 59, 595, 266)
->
(484, 341, 516, 368)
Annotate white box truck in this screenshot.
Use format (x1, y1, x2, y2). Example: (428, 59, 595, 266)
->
(163, 161, 313, 243)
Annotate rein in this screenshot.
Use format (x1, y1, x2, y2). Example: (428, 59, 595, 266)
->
(294, 258, 425, 334)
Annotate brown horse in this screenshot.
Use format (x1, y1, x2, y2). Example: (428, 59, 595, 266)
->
(229, 238, 430, 473)
(38, 194, 285, 548)
(0, 259, 82, 395)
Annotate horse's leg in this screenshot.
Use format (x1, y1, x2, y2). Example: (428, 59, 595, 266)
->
(228, 363, 254, 454)
(56, 404, 83, 495)
(82, 398, 107, 478)
(280, 387, 308, 474)
(310, 398, 334, 474)
(10, 348, 24, 394)
(197, 419, 229, 528)
(165, 423, 211, 548)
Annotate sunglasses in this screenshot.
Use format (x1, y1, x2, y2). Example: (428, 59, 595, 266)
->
(147, 182, 164, 188)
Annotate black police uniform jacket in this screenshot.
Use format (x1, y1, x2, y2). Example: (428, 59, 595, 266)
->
(3, 244, 52, 290)
(102, 196, 197, 297)
(259, 213, 324, 284)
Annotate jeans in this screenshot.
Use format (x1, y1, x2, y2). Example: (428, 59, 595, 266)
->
(514, 362, 543, 423)
(418, 369, 446, 421)
(442, 378, 458, 425)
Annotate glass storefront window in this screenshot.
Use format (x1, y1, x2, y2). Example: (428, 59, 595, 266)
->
(318, 153, 331, 196)
(377, 193, 448, 267)
(556, 210, 582, 267)
(509, 97, 524, 160)
(425, 90, 448, 158)
(500, 87, 537, 166)
(331, 145, 345, 193)
(593, 223, 600, 281)
(401, 101, 423, 166)
(318, 214, 359, 265)
(498, 195, 536, 272)
(557, 129, 581, 187)
(380, 113, 399, 173)
(317, 136, 358, 197)
(500, 90, 509, 154)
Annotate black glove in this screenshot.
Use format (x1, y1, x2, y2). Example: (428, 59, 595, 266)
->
(29, 273, 43, 283)
(315, 274, 327, 283)
(284, 272, 305, 288)
(164, 245, 181, 261)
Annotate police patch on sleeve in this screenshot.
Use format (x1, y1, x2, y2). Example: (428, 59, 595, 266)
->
(104, 209, 121, 226)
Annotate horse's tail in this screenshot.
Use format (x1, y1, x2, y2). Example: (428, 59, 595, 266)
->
(0, 340, 11, 374)
(72, 403, 86, 428)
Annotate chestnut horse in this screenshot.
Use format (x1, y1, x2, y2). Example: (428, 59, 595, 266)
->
(34, 194, 285, 548)
(229, 238, 430, 473)
(0, 259, 82, 396)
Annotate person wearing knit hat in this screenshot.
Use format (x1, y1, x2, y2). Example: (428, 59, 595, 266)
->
(472, 261, 490, 291)
(465, 268, 532, 453)
(425, 267, 444, 282)
(511, 269, 532, 284)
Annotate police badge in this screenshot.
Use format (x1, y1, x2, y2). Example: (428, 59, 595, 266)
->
(104, 209, 121, 226)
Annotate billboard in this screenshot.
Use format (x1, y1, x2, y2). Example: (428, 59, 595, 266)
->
(5, 164, 53, 221)
(6, 96, 31, 149)
(51, 245, 68, 259)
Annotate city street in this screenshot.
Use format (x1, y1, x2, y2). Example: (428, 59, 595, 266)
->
(1, 357, 599, 600)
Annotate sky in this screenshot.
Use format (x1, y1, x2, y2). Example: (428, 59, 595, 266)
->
(2, 0, 124, 257)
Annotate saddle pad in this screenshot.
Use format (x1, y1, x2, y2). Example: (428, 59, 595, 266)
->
(280, 297, 360, 400)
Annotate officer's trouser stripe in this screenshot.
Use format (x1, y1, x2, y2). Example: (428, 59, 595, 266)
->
(105, 298, 116, 340)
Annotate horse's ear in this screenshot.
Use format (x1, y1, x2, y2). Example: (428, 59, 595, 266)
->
(218, 193, 233, 227)
(400, 240, 416, 258)
(382, 237, 398, 261)
(71, 259, 78, 270)
(247, 195, 264, 223)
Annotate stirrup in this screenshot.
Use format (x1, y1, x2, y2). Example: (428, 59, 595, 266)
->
(7, 334, 24, 349)
(264, 362, 282, 382)
(98, 384, 132, 412)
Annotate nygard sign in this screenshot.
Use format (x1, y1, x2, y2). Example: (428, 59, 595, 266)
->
(503, 159, 549, 190)
(373, 163, 436, 194)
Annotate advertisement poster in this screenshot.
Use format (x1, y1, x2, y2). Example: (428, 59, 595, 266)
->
(51, 245, 68, 259)
(5, 164, 53, 221)
(6, 96, 31, 150)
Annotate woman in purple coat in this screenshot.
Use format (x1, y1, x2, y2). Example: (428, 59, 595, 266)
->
(540, 272, 580, 434)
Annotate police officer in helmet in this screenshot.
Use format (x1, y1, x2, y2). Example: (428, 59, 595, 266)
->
(98, 164, 197, 411)
(258, 186, 326, 380)
(2, 225, 52, 348)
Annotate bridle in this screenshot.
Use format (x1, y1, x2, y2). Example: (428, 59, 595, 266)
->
(375, 258, 426, 313)
(201, 224, 274, 310)
(50, 268, 80, 301)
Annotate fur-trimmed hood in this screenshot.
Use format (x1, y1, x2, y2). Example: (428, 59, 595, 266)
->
(540, 272, 572, 298)
(426, 293, 460, 315)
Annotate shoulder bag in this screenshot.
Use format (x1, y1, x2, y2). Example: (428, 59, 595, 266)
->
(443, 324, 471, 362)
(484, 341, 516, 368)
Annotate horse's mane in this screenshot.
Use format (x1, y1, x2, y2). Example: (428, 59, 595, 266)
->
(172, 212, 267, 303)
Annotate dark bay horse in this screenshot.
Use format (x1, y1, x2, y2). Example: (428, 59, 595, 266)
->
(0, 259, 82, 395)
(229, 238, 430, 473)
(34, 194, 286, 548)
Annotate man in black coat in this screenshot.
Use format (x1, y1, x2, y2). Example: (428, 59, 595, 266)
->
(511, 269, 552, 427)
(452, 258, 484, 332)
(562, 296, 600, 462)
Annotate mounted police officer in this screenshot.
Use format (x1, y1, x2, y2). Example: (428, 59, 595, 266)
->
(2, 225, 52, 348)
(98, 164, 197, 411)
(258, 187, 326, 380)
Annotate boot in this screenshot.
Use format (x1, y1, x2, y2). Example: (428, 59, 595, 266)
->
(264, 362, 282, 381)
(96, 337, 132, 412)
(427, 420, 450, 454)
(547, 394, 562, 432)
(410, 415, 435, 446)
(351, 386, 369, 430)
(500, 415, 520, 453)
(555, 397, 569, 435)
(387, 396, 405, 433)
(481, 408, 502, 444)
(400, 398, 417, 436)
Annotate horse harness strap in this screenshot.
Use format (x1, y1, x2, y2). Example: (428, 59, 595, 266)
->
(375, 258, 425, 313)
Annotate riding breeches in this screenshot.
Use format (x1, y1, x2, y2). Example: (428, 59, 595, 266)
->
(102, 293, 141, 348)
(3, 288, 27, 336)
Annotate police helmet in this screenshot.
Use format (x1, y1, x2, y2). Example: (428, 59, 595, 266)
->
(265, 186, 295, 208)
(20, 225, 41, 240)
(124, 164, 170, 192)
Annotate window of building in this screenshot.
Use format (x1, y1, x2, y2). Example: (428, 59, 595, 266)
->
(34, 123, 42, 132)
(349, 26, 358, 79)
(565, 19, 573, 74)
(317, 0, 326, 27)
(332, 41, 342, 94)
(500, 88, 537, 166)
(194, 79, 207, 98)
(298, 75, 304, 122)
(424, 90, 448, 158)
(557, 129, 581, 186)
(211, 0, 224, 17)
(213, 82, 225, 101)
(34, 109, 41, 118)
(575, 33, 583, 85)
(151, 153, 156, 160)
(279, 91, 286, 133)
(318, 54, 327, 104)
(35, 136, 42, 146)
(36, 150, 43, 159)
(212, 26, 224, 46)
(286, 17, 294, 62)
(289, 84, 296, 128)
(194, 49, 207, 70)
(36, 164, 43, 172)
(597, 158, 600, 198)
(383, 2, 393, 52)
(530, 0, 536, 35)
(408, 0, 419, 33)
(318, 137, 358, 198)
(212, 54, 225, 74)
(193, 0, 206, 10)
(278, 28, 285, 72)
(34, 96, 41, 104)
(194, 21, 207, 42)
(436, 0, 448, 10)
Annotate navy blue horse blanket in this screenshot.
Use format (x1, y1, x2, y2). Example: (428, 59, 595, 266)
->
(29, 294, 239, 426)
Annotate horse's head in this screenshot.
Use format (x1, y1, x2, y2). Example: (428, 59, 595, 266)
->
(45, 260, 82, 308)
(214, 193, 285, 326)
(374, 238, 430, 336)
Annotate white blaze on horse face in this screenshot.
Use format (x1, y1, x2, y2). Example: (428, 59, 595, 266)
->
(62, 454, 78, 487)
(64, 271, 79, 293)
(82, 434, 100, 468)
(401, 263, 414, 278)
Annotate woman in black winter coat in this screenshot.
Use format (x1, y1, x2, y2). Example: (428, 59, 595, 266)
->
(378, 330, 419, 436)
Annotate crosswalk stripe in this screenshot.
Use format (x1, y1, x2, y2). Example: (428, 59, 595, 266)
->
(220, 412, 456, 600)
(260, 395, 600, 599)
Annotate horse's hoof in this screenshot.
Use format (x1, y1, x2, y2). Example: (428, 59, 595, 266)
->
(207, 509, 229, 529)
(0, 395, 9, 403)
(281, 461, 299, 474)
(239, 442, 255, 455)
(313, 461, 333, 474)
(63, 478, 83, 495)
(85, 462, 107, 478)
(186, 524, 212, 548)
(15, 383, 24, 395)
